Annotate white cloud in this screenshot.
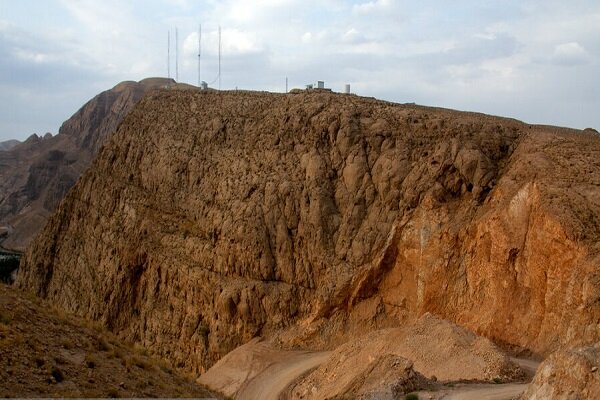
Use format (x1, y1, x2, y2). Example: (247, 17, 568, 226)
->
(2, 0, 600, 141)
(552, 42, 590, 65)
(301, 32, 312, 44)
(341, 28, 362, 43)
(352, 0, 393, 15)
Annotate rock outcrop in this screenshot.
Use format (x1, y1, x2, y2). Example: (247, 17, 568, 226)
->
(0, 78, 176, 251)
(520, 344, 600, 399)
(17, 89, 600, 375)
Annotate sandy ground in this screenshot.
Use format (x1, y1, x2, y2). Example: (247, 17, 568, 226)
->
(510, 357, 541, 377)
(237, 351, 330, 400)
(414, 358, 540, 400)
(199, 326, 541, 400)
(200, 340, 540, 400)
(198, 338, 330, 399)
(416, 383, 529, 400)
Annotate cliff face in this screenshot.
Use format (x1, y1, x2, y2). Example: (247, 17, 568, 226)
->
(17, 89, 600, 373)
(0, 78, 175, 251)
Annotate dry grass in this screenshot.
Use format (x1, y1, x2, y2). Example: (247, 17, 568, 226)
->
(0, 283, 221, 398)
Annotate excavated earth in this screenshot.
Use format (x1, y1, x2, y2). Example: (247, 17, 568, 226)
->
(16, 89, 600, 397)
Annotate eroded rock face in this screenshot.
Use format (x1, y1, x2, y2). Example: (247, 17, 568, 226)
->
(0, 78, 175, 251)
(17, 89, 600, 373)
(521, 344, 600, 400)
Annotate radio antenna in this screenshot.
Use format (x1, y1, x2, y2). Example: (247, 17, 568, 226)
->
(218, 25, 221, 90)
(198, 24, 202, 87)
(175, 27, 179, 82)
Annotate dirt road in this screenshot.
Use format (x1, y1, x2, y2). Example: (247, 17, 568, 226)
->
(440, 383, 528, 399)
(511, 357, 541, 377)
(199, 338, 540, 400)
(237, 351, 331, 400)
(415, 357, 540, 400)
(197, 338, 330, 399)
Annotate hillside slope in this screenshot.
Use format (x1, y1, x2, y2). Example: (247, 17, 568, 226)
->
(17, 89, 600, 374)
(0, 78, 176, 251)
(0, 283, 220, 398)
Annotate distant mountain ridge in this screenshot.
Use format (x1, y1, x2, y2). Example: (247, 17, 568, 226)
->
(0, 78, 177, 251)
(0, 139, 21, 151)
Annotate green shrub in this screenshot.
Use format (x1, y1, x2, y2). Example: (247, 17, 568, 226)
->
(405, 394, 419, 400)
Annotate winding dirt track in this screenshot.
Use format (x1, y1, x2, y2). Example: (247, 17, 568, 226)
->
(197, 339, 331, 400)
(237, 351, 331, 400)
(199, 341, 540, 400)
(436, 383, 529, 400)
(416, 358, 540, 400)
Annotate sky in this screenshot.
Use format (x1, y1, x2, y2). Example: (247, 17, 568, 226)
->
(0, 0, 599, 142)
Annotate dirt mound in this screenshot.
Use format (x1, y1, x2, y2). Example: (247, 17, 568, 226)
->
(520, 344, 600, 399)
(293, 352, 427, 400)
(0, 283, 220, 398)
(291, 313, 522, 399)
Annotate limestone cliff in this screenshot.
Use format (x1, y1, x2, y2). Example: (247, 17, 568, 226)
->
(0, 78, 175, 251)
(18, 89, 600, 373)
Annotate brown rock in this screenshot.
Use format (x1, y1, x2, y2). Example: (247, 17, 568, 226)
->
(0, 78, 178, 251)
(521, 344, 600, 399)
(17, 89, 600, 376)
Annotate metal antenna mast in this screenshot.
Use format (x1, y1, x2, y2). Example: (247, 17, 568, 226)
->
(167, 31, 170, 79)
(218, 25, 221, 90)
(198, 24, 202, 87)
(175, 28, 179, 82)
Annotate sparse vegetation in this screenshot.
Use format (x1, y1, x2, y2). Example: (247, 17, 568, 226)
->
(0, 253, 20, 284)
(0, 310, 11, 325)
(133, 355, 153, 370)
(198, 323, 210, 338)
(97, 335, 112, 352)
(0, 284, 219, 398)
(405, 393, 419, 400)
(85, 354, 97, 368)
(50, 365, 64, 382)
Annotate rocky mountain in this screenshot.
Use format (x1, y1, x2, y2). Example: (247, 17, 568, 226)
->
(0, 139, 20, 152)
(17, 89, 600, 396)
(0, 78, 176, 251)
